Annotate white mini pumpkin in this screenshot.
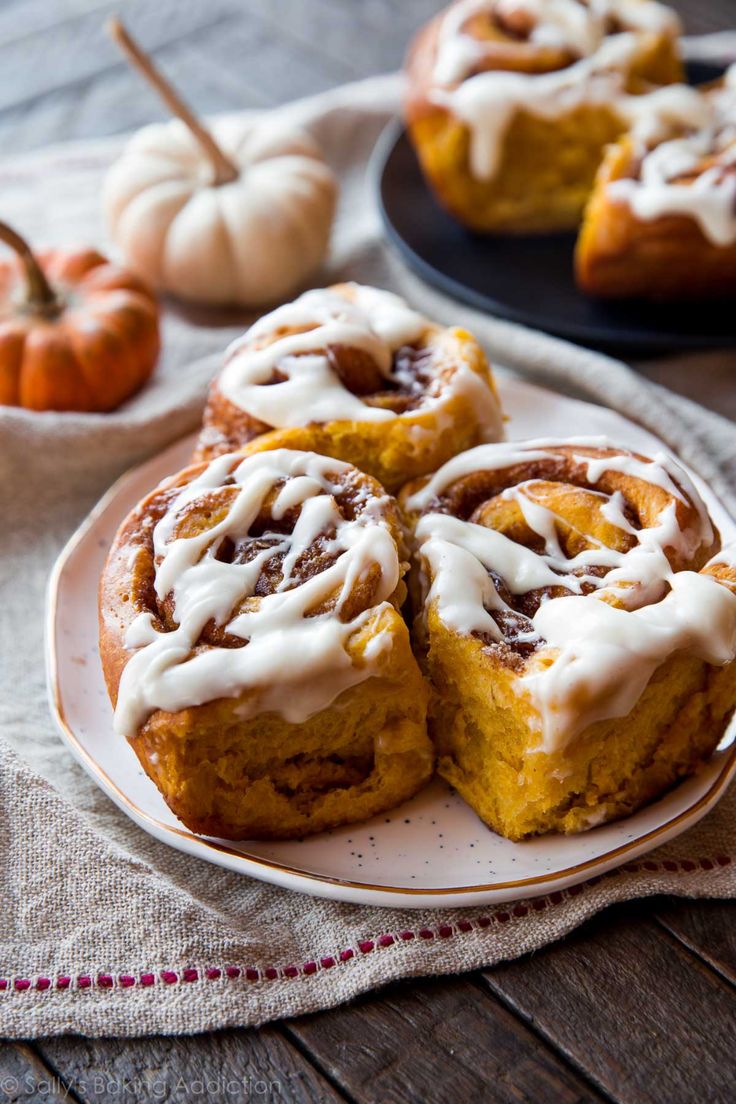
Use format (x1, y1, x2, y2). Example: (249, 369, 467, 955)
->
(103, 116, 338, 307)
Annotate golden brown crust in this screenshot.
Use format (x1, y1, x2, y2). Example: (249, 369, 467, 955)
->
(125, 642, 431, 841)
(195, 285, 502, 493)
(99, 454, 432, 839)
(576, 135, 736, 299)
(402, 441, 736, 839)
(403, 2, 683, 233)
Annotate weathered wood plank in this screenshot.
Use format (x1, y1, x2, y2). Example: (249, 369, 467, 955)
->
(169, 36, 278, 110)
(481, 902, 736, 1104)
(0, 0, 113, 48)
(343, 0, 461, 37)
(244, 0, 413, 78)
(0, 3, 363, 153)
(0, 1041, 80, 1101)
(0, 0, 238, 115)
(286, 973, 605, 1104)
(0, 21, 279, 153)
(180, 18, 357, 105)
(37, 1027, 346, 1104)
(654, 898, 736, 986)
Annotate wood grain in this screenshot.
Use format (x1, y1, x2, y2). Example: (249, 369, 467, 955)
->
(0, 0, 731, 152)
(37, 1027, 346, 1104)
(482, 902, 736, 1104)
(0, 0, 238, 116)
(286, 973, 605, 1104)
(1, 2, 735, 1103)
(654, 897, 736, 985)
(0, 1041, 80, 1101)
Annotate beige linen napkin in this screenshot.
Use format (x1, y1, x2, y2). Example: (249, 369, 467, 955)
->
(1, 75, 735, 1038)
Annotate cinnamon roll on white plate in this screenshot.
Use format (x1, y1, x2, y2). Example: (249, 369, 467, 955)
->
(47, 379, 736, 904)
(99, 448, 432, 840)
(402, 438, 736, 840)
(195, 283, 503, 493)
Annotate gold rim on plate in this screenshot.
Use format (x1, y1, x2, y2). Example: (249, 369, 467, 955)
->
(45, 432, 736, 899)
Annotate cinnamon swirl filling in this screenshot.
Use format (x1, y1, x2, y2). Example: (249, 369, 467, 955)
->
(111, 450, 407, 738)
(406, 438, 736, 747)
(213, 284, 498, 430)
(423, 0, 682, 181)
(196, 283, 504, 492)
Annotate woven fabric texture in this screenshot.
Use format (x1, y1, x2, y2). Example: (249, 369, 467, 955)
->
(1, 75, 734, 1037)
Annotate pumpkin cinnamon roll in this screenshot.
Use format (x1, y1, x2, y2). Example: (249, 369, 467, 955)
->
(195, 283, 503, 492)
(404, 0, 682, 232)
(99, 449, 432, 840)
(402, 438, 736, 840)
(576, 69, 736, 298)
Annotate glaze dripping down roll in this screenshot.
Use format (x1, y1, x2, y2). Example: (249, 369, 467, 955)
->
(99, 448, 432, 840)
(195, 282, 504, 492)
(404, 0, 682, 232)
(402, 437, 736, 840)
(576, 68, 736, 299)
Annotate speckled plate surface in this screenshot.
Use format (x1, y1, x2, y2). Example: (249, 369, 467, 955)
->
(46, 375, 736, 908)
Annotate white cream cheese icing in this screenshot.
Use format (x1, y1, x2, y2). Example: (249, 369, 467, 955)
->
(428, 0, 680, 180)
(607, 69, 736, 246)
(611, 151, 736, 246)
(408, 438, 736, 751)
(113, 450, 401, 738)
(217, 283, 503, 439)
(618, 82, 712, 148)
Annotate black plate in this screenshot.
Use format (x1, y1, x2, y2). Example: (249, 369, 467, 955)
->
(376, 63, 735, 353)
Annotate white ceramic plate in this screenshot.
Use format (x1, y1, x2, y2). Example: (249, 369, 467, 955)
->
(46, 376, 736, 908)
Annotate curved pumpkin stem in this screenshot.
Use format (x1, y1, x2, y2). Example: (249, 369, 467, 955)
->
(108, 17, 239, 187)
(0, 220, 60, 313)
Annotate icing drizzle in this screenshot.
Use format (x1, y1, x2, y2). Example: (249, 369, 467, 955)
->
(608, 67, 736, 245)
(408, 437, 736, 751)
(217, 284, 503, 438)
(113, 450, 401, 738)
(428, 0, 681, 180)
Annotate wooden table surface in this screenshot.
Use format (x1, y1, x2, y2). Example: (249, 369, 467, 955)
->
(2, 1, 735, 1101)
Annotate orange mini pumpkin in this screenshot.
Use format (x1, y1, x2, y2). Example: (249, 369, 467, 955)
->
(0, 221, 160, 412)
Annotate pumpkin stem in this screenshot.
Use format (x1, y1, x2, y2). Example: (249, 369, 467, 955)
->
(108, 17, 240, 186)
(0, 220, 60, 314)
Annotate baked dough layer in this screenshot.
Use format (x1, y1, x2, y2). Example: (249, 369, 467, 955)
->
(196, 284, 503, 492)
(402, 440, 736, 839)
(425, 604, 735, 839)
(100, 450, 432, 840)
(404, 2, 682, 233)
